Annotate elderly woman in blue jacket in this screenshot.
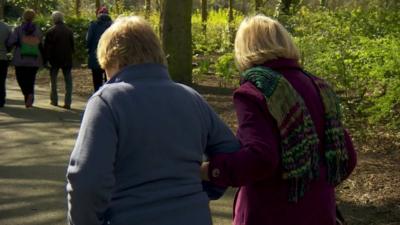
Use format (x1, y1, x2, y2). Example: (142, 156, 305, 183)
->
(66, 16, 239, 225)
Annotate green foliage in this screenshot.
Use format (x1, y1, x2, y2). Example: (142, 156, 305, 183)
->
(5, 2, 398, 128)
(215, 53, 238, 87)
(192, 9, 243, 54)
(8, 0, 58, 15)
(65, 16, 91, 65)
(291, 7, 400, 129)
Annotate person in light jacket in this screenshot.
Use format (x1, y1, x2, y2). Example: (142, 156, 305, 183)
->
(66, 16, 239, 225)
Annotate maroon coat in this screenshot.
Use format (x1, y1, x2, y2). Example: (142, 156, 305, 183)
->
(209, 58, 357, 225)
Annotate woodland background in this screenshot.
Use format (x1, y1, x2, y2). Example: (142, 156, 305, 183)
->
(2, 0, 399, 130)
(0, 1, 399, 225)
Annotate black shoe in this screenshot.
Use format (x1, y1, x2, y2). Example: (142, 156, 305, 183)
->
(25, 94, 34, 108)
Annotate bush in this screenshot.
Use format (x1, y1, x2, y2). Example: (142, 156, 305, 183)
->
(192, 9, 243, 54)
(290, 7, 400, 129)
(215, 53, 238, 87)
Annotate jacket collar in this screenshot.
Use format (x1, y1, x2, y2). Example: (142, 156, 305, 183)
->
(262, 58, 301, 70)
(107, 63, 170, 84)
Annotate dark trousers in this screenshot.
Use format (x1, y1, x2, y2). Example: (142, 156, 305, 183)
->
(50, 66, 72, 106)
(0, 60, 8, 107)
(91, 68, 107, 92)
(15, 66, 38, 104)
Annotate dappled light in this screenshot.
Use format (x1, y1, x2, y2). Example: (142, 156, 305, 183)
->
(0, 1, 399, 225)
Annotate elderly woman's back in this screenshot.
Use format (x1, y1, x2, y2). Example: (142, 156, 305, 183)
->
(66, 17, 239, 225)
(203, 15, 357, 225)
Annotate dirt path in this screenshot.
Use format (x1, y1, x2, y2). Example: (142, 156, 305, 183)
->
(1, 74, 399, 225)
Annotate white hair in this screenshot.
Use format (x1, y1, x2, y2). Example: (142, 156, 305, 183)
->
(52, 11, 64, 24)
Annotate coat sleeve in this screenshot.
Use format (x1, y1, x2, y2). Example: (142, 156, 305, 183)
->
(43, 30, 52, 64)
(66, 95, 118, 225)
(86, 22, 95, 50)
(7, 26, 19, 49)
(196, 94, 240, 200)
(203, 101, 240, 156)
(208, 90, 280, 187)
(4, 25, 11, 52)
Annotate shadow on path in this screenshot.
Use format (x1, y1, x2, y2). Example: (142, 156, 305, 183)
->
(0, 79, 86, 225)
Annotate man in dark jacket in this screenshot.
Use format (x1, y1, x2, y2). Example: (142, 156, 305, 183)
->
(44, 11, 74, 109)
(86, 6, 112, 92)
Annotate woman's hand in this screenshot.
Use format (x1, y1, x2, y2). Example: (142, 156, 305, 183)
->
(201, 162, 210, 181)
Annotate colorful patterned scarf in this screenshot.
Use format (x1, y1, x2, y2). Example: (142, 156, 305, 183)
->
(241, 66, 349, 202)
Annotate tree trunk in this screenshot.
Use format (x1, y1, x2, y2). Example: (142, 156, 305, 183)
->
(159, 0, 164, 37)
(33, 0, 39, 13)
(96, 0, 101, 11)
(228, 0, 235, 44)
(115, 0, 123, 14)
(161, 0, 193, 84)
(319, 0, 328, 7)
(115, 0, 119, 14)
(282, 0, 292, 14)
(240, 0, 248, 13)
(255, 0, 263, 11)
(145, 0, 151, 19)
(201, 0, 208, 34)
(0, 0, 5, 20)
(155, 0, 161, 11)
(228, 0, 234, 22)
(274, 0, 292, 17)
(76, 0, 81, 16)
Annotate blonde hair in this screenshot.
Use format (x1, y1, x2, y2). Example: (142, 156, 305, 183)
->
(97, 16, 166, 70)
(23, 9, 36, 22)
(234, 15, 300, 72)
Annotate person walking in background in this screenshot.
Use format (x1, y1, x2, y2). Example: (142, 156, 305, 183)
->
(201, 15, 357, 225)
(0, 20, 11, 108)
(86, 6, 112, 92)
(44, 11, 74, 109)
(66, 16, 239, 225)
(7, 9, 43, 108)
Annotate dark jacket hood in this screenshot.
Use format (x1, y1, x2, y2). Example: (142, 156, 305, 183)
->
(97, 14, 112, 24)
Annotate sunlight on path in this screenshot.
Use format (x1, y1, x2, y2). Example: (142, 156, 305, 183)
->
(0, 80, 86, 225)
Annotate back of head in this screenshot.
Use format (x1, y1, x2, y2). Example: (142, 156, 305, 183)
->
(51, 11, 64, 24)
(22, 9, 37, 35)
(97, 16, 167, 71)
(23, 9, 36, 23)
(97, 6, 109, 15)
(234, 15, 300, 72)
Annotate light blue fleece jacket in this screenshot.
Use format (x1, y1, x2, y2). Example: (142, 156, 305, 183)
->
(66, 63, 239, 225)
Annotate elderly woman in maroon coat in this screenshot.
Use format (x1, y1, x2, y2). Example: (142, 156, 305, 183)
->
(202, 15, 357, 225)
